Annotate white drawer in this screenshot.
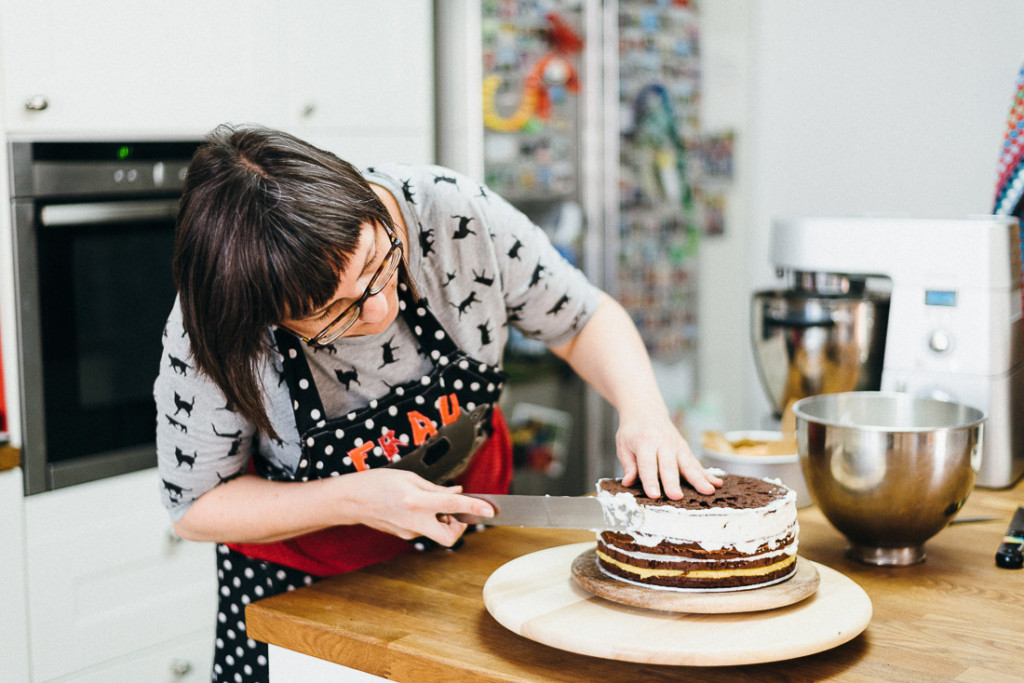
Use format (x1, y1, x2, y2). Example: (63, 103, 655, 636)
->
(25, 469, 218, 681)
(50, 628, 214, 683)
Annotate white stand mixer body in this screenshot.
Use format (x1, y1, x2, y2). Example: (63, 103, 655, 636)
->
(770, 216, 1024, 488)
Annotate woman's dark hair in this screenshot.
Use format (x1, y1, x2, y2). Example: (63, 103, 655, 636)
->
(173, 124, 394, 439)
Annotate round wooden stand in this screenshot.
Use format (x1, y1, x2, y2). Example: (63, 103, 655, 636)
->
(483, 542, 873, 666)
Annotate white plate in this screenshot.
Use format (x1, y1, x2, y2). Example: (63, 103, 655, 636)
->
(702, 430, 812, 507)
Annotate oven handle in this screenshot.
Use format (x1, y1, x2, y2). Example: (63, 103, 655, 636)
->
(39, 199, 180, 227)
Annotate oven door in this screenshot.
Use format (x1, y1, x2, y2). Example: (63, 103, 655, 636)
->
(13, 197, 180, 494)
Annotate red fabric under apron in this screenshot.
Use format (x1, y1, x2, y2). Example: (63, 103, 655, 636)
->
(226, 407, 512, 577)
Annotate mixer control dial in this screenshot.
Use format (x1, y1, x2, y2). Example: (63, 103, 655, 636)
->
(928, 330, 952, 353)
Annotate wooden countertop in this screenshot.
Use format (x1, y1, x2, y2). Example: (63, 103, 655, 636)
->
(0, 444, 19, 472)
(247, 483, 1022, 681)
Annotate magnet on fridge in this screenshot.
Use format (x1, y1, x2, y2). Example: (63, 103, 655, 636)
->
(641, 9, 660, 33)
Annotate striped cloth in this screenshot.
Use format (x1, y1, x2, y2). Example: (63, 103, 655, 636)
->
(995, 64, 1024, 215)
(993, 62, 1024, 312)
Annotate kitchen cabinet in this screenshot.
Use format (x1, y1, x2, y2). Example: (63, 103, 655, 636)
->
(269, 647, 385, 682)
(0, 468, 30, 683)
(275, 0, 432, 131)
(266, 0, 435, 165)
(23, 468, 217, 682)
(0, 0, 280, 136)
(0, 0, 435, 164)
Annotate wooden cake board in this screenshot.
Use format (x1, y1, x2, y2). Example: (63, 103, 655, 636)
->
(483, 542, 872, 667)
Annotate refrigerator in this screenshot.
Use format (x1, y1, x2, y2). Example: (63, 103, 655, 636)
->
(435, 0, 709, 495)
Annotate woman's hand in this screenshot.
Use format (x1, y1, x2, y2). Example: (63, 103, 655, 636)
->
(173, 469, 494, 546)
(616, 411, 722, 499)
(333, 469, 495, 547)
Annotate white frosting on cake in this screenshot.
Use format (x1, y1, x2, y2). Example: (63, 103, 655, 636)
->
(595, 472, 799, 556)
(596, 491, 644, 530)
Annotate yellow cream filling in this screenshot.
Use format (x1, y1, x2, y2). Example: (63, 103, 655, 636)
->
(596, 549, 796, 580)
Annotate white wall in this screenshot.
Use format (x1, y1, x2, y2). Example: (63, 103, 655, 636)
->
(699, 0, 1024, 429)
(696, 0, 754, 433)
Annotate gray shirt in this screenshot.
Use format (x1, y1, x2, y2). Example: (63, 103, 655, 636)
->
(154, 163, 601, 521)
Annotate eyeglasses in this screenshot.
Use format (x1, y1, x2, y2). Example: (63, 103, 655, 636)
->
(301, 223, 403, 347)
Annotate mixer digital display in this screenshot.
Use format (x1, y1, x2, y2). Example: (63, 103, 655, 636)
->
(925, 290, 958, 307)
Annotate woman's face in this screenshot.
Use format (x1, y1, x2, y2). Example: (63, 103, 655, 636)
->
(281, 221, 402, 342)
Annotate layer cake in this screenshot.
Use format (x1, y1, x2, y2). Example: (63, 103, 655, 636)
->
(595, 473, 799, 591)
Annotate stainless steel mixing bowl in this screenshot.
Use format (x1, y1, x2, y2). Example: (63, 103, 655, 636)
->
(793, 392, 985, 566)
(752, 289, 890, 417)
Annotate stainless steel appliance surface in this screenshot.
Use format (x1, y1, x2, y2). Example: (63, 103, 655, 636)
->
(753, 216, 1024, 489)
(10, 138, 202, 494)
(793, 391, 984, 566)
(455, 493, 640, 531)
(752, 287, 889, 416)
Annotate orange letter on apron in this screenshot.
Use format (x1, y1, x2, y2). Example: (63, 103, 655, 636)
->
(347, 441, 375, 471)
(407, 411, 438, 446)
(377, 429, 402, 461)
(438, 392, 462, 426)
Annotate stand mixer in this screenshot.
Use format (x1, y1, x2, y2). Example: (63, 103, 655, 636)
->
(752, 215, 1024, 489)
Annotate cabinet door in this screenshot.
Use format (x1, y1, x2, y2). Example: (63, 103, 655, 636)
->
(0, 469, 30, 683)
(24, 469, 218, 682)
(0, 0, 279, 135)
(272, 0, 435, 165)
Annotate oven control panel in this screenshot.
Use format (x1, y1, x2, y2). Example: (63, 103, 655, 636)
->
(9, 140, 201, 198)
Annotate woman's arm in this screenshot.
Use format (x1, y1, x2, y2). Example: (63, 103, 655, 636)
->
(549, 292, 721, 499)
(172, 468, 494, 546)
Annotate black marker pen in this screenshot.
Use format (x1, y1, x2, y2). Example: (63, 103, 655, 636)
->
(996, 506, 1024, 569)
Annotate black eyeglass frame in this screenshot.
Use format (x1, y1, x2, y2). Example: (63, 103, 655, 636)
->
(300, 222, 403, 347)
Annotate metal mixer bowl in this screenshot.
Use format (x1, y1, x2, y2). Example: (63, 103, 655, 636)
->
(751, 289, 890, 416)
(793, 392, 985, 566)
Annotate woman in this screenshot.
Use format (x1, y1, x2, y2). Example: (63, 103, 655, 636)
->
(155, 125, 720, 681)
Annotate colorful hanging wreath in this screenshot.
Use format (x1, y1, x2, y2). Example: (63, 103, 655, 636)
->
(482, 12, 582, 133)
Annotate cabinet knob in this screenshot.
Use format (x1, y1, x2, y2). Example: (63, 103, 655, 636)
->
(170, 659, 192, 677)
(24, 94, 49, 111)
(301, 102, 317, 118)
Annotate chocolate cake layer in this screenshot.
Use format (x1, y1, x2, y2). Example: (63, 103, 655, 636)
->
(598, 475, 789, 510)
(599, 530, 797, 559)
(597, 540, 793, 572)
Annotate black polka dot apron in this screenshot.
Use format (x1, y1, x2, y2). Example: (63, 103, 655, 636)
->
(212, 282, 510, 682)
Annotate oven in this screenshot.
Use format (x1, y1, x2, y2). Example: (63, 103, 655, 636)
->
(10, 139, 201, 494)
